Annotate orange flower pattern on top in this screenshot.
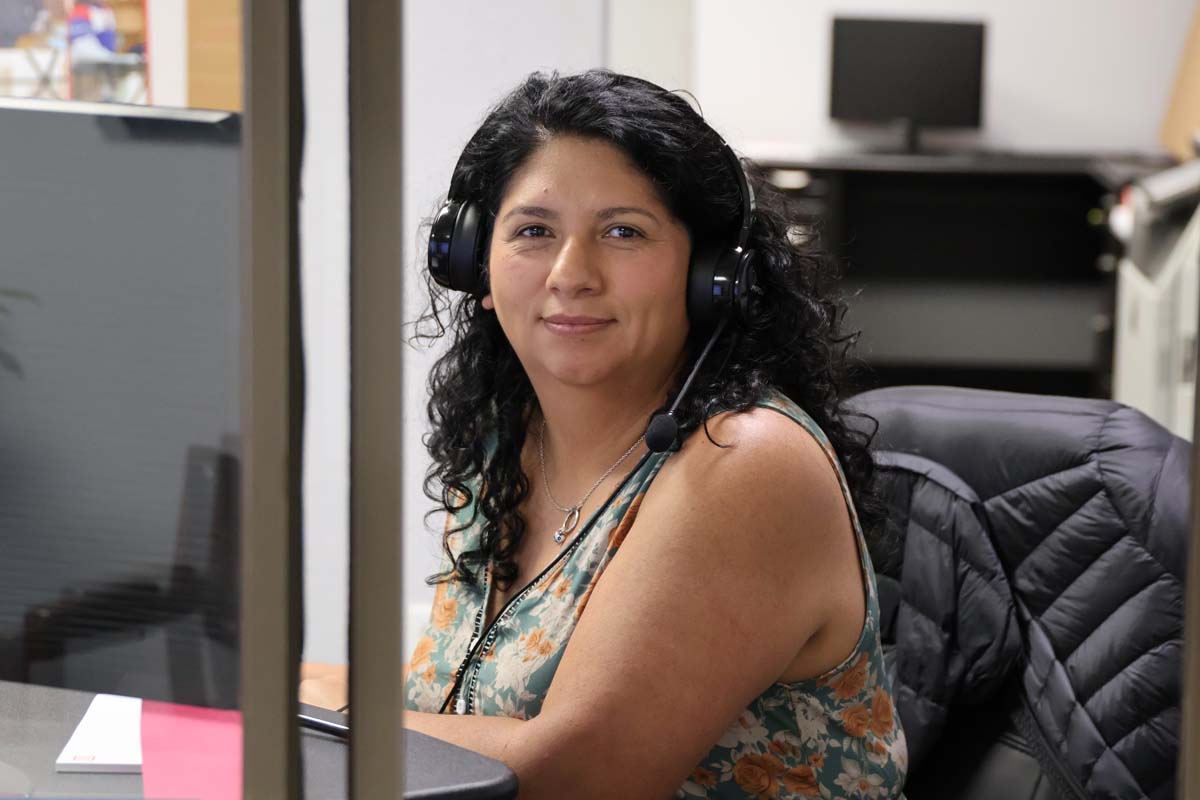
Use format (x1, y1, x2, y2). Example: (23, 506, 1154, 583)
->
(840, 703, 872, 738)
(734, 753, 785, 796)
(409, 635, 434, 669)
(871, 686, 895, 739)
(432, 595, 459, 630)
(690, 766, 719, 789)
(403, 392, 907, 797)
(519, 628, 554, 662)
(780, 763, 821, 797)
(828, 651, 870, 700)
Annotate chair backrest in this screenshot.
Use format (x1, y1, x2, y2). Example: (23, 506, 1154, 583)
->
(850, 386, 1189, 800)
(870, 449, 1020, 771)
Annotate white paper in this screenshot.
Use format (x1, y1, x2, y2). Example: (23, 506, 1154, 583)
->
(55, 694, 143, 774)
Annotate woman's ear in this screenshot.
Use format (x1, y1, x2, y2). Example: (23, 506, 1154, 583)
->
(481, 293, 495, 311)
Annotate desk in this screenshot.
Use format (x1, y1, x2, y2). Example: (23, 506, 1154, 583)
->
(0, 681, 517, 799)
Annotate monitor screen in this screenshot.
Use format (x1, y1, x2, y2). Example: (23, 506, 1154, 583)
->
(830, 17, 985, 129)
(0, 99, 241, 708)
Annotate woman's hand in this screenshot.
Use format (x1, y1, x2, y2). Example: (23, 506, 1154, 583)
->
(299, 662, 348, 711)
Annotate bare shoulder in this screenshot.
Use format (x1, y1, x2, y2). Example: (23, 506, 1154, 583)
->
(645, 403, 849, 548)
(689, 403, 836, 469)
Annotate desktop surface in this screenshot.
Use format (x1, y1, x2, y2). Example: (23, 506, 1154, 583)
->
(0, 680, 517, 799)
(298, 702, 518, 800)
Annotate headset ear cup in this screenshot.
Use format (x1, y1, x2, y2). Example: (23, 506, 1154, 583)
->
(687, 241, 722, 333)
(449, 201, 488, 295)
(689, 244, 752, 332)
(427, 200, 461, 290)
(427, 199, 489, 295)
(733, 250, 759, 325)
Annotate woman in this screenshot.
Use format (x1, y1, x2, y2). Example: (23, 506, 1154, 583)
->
(309, 69, 907, 798)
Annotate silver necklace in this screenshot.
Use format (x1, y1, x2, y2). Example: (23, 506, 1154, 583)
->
(538, 418, 645, 544)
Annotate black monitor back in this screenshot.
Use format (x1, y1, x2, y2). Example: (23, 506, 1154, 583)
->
(0, 99, 241, 708)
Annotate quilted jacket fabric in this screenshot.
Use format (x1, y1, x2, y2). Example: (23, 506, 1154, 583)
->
(869, 449, 1021, 770)
(850, 386, 1189, 800)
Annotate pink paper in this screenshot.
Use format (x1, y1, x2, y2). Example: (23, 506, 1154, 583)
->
(140, 701, 243, 800)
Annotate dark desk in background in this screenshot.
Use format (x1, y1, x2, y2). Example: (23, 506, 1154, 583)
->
(0, 681, 517, 799)
(758, 150, 1172, 398)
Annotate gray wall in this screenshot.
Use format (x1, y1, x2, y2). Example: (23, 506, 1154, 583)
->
(299, 0, 351, 666)
(606, 0, 694, 95)
(690, 0, 1194, 157)
(400, 0, 606, 658)
(298, 0, 606, 664)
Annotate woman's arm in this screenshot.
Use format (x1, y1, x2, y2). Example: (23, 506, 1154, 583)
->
(504, 408, 852, 799)
(299, 662, 348, 710)
(301, 408, 855, 800)
(297, 665, 536, 768)
(413, 407, 854, 799)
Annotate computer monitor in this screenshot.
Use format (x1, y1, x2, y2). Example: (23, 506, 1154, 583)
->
(0, 99, 241, 707)
(830, 17, 985, 152)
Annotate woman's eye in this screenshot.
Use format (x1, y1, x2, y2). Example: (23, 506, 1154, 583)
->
(606, 225, 643, 239)
(516, 225, 549, 238)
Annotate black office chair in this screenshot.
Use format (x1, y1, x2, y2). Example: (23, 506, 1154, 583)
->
(851, 386, 1187, 800)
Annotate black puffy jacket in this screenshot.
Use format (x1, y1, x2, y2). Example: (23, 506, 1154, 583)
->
(850, 387, 1189, 800)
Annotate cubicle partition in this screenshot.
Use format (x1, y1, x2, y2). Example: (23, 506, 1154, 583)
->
(239, 0, 303, 796)
(346, 0, 406, 797)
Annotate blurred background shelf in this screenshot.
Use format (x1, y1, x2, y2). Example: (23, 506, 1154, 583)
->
(761, 145, 1171, 399)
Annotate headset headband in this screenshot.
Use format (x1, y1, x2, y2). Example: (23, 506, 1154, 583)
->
(716, 139, 756, 252)
(447, 130, 754, 239)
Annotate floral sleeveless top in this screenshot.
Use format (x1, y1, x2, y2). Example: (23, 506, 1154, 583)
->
(404, 392, 908, 798)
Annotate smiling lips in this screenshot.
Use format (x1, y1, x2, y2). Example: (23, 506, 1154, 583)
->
(542, 314, 614, 336)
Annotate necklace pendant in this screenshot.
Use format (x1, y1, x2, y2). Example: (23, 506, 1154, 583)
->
(553, 506, 581, 544)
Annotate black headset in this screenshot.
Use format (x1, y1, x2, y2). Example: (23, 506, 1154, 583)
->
(426, 135, 761, 453)
(428, 138, 759, 330)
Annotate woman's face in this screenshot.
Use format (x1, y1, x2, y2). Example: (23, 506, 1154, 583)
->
(484, 136, 692, 393)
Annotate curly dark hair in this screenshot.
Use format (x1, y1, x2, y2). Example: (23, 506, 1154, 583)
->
(415, 69, 885, 591)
